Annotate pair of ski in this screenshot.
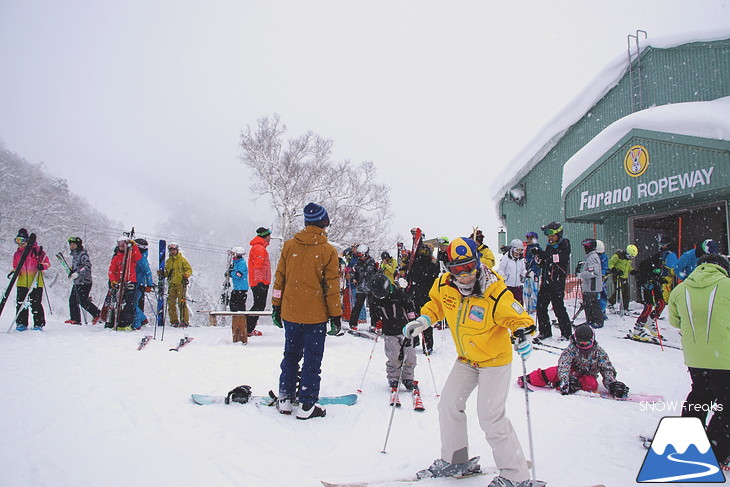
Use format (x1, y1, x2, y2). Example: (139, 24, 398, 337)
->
(390, 383, 424, 411)
(519, 379, 663, 404)
(622, 334, 681, 350)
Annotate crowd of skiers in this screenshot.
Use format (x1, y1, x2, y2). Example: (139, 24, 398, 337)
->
(8, 214, 730, 481)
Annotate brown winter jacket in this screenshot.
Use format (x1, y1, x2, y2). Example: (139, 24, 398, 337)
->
(271, 225, 342, 324)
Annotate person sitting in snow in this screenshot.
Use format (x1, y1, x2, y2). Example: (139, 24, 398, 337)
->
(520, 324, 629, 398)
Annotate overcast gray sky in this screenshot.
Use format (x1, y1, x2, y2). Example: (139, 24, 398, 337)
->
(1, 1, 728, 249)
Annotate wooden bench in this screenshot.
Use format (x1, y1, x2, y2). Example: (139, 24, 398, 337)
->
(197, 310, 273, 344)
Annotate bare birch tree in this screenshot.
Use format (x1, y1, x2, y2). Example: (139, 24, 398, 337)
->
(238, 114, 392, 248)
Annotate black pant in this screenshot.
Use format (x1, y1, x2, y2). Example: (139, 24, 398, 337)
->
(16, 286, 45, 327)
(582, 292, 603, 327)
(107, 285, 136, 328)
(682, 368, 730, 464)
(230, 290, 247, 311)
(70, 283, 101, 322)
(247, 282, 268, 333)
(608, 277, 629, 311)
(349, 292, 376, 329)
(536, 281, 571, 338)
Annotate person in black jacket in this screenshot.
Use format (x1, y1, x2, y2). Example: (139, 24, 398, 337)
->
(407, 242, 440, 353)
(369, 272, 419, 391)
(531, 221, 572, 341)
(348, 244, 378, 331)
(628, 250, 666, 341)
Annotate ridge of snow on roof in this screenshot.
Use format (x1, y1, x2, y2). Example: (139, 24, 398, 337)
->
(561, 96, 730, 196)
(490, 28, 730, 205)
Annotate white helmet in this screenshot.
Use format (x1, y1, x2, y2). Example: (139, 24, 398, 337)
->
(595, 240, 605, 254)
(232, 246, 246, 256)
(357, 244, 369, 254)
(510, 239, 523, 250)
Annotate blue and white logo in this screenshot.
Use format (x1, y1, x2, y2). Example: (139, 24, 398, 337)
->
(637, 417, 726, 483)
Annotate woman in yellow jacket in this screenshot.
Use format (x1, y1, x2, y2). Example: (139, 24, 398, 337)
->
(405, 237, 541, 487)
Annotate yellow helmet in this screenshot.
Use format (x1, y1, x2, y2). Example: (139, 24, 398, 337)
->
(626, 244, 638, 257)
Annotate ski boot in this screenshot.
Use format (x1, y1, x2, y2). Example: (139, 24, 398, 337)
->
(15, 324, 28, 331)
(416, 456, 481, 479)
(296, 403, 326, 420)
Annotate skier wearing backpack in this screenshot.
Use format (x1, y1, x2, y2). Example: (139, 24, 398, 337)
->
(66, 236, 101, 325)
(12, 228, 50, 331)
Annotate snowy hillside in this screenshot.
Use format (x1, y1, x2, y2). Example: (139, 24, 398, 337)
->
(0, 303, 690, 487)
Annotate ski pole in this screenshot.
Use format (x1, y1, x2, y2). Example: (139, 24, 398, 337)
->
(421, 332, 440, 397)
(381, 338, 408, 454)
(520, 354, 537, 481)
(357, 333, 380, 393)
(653, 313, 665, 351)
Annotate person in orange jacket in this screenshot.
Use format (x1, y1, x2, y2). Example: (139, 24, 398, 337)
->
(247, 227, 272, 336)
(107, 237, 142, 329)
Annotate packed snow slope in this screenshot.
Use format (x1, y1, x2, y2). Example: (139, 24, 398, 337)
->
(0, 303, 693, 487)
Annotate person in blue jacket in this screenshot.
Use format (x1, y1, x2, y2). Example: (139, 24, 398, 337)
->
(133, 238, 154, 330)
(523, 231, 542, 314)
(230, 246, 250, 342)
(675, 239, 719, 281)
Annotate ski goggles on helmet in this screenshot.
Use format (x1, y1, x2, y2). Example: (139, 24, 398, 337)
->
(446, 258, 478, 276)
(68, 236, 82, 244)
(542, 226, 562, 236)
(168, 244, 179, 251)
(15, 237, 27, 244)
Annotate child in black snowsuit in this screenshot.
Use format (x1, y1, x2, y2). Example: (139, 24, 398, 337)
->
(368, 272, 419, 391)
(629, 251, 666, 341)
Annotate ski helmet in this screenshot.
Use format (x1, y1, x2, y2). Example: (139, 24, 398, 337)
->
(134, 238, 148, 250)
(232, 246, 246, 256)
(626, 244, 638, 257)
(357, 244, 369, 255)
(117, 235, 129, 243)
(573, 324, 595, 350)
(595, 240, 605, 254)
(702, 239, 719, 255)
(525, 231, 539, 240)
(381, 251, 391, 260)
(471, 229, 484, 244)
(445, 237, 479, 276)
(541, 221, 563, 237)
(68, 236, 83, 246)
(369, 272, 392, 300)
(167, 242, 180, 251)
(581, 238, 597, 253)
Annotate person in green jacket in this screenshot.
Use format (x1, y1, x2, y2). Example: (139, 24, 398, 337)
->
(164, 242, 193, 327)
(607, 244, 637, 312)
(668, 253, 730, 468)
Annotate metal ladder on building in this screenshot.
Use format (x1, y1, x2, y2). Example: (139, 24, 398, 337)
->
(627, 30, 648, 112)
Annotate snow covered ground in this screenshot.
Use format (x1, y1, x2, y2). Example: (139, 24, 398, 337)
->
(0, 301, 693, 487)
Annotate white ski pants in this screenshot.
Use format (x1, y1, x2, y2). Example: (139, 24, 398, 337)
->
(438, 360, 529, 483)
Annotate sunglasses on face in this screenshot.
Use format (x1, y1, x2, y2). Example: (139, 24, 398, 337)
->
(447, 260, 478, 276)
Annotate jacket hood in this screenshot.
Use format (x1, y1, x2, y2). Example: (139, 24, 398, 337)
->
(683, 263, 729, 289)
(249, 235, 270, 247)
(293, 225, 329, 246)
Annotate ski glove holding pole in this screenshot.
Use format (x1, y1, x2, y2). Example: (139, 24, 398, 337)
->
(512, 325, 535, 360)
(403, 315, 431, 339)
(327, 316, 341, 336)
(271, 305, 282, 328)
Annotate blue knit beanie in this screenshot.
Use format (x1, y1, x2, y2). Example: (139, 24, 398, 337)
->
(303, 202, 330, 227)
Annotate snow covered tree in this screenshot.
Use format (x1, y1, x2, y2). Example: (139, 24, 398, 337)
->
(238, 114, 392, 249)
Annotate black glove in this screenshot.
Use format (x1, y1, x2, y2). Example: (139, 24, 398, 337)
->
(630, 269, 639, 275)
(529, 247, 539, 255)
(608, 381, 630, 398)
(181, 277, 189, 286)
(225, 385, 252, 404)
(560, 376, 580, 395)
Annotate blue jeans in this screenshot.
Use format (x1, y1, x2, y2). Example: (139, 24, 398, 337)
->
(278, 320, 326, 406)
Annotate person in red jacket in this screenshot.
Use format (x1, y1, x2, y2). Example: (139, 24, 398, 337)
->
(12, 228, 50, 331)
(107, 237, 142, 330)
(247, 227, 272, 336)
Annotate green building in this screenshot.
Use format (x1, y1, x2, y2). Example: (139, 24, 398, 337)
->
(491, 30, 730, 268)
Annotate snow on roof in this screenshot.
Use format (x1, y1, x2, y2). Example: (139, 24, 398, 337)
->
(561, 96, 730, 196)
(490, 28, 730, 207)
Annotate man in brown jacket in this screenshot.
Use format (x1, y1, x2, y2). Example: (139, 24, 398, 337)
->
(271, 202, 342, 420)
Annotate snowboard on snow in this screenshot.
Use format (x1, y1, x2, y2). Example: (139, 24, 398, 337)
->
(191, 392, 358, 407)
(519, 379, 663, 404)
